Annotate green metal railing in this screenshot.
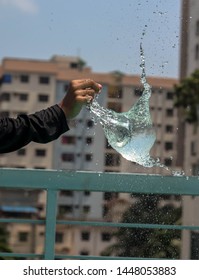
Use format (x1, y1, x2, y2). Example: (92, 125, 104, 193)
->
(0, 168, 199, 259)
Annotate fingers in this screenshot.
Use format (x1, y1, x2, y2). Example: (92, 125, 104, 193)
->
(70, 79, 102, 92)
(59, 79, 102, 118)
(69, 79, 102, 104)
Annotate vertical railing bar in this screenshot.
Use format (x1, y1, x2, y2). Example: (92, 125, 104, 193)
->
(44, 189, 57, 260)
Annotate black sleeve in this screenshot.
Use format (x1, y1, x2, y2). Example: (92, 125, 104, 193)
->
(0, 104, 69, 153)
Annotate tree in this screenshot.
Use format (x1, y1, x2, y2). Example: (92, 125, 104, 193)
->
(103, 195, 181, 259)
(0, 225, 12, 259)
(174, 69, 199, 123)
(77, 58, 86, 71)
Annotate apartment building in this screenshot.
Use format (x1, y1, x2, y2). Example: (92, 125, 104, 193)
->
(0, 54, 179, 257)
(179, 0, 199, 259)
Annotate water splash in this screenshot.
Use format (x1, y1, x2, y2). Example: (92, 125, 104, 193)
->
(87, 44, 167, 169)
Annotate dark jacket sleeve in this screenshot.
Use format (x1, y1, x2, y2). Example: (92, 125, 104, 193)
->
(0, 104, 69, 153)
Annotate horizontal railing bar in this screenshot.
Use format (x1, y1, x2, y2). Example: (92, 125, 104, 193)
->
(0, 168, 199, 195)
(0, 252, 162, 260)
(57, 220, 199, 230)
(0, 252, 43, 258)
(0, 218, 45, 224)
(54, 254, 160, 260)
(1, 217, 197, 230)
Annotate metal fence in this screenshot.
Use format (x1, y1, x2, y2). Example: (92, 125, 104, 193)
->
(0, 168, 199, 260)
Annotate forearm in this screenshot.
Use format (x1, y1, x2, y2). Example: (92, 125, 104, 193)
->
(0, 105, 69, 153)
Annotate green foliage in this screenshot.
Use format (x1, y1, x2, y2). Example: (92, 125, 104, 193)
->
(0, 225, 12, 259)
(77, 58, 86, 70)
(103, 195, 181, 259)
(174, 69, 199, 123)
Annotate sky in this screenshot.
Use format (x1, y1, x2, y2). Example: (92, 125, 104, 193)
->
(0, 0, 182, 78)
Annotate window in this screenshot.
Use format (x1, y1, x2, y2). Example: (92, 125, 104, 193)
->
(165, 125, 173, 133)
(35, 149, 46, 157)
(87, 120, 94, 128)
(134, 87, 142, 96)
(101, 232, 111, 241)
(84, 191, 90, 196)
(55, 232, 63, 243)
(83, 205, 90, 213)
(85, 154, 92, 161)
(61, 136, 76, 144)
(60, 190, 73, 196)
(166, 109, 173, 117)
(86, 137, 93, 144)
(0, 92, 10, 101)
(165, 142, 173, 151)
(39, 76, 50, 84)
(2, 74, 12, 83)
(164, 158, 172, 167)
(195, 44, 199, 60)
(18, 93, 28, 101)
(81, 231, 90, 241)
(17, 149, 26, 156)
(70, 62, 78, 69)
(191, 141, 197, 156)
(103, 205, 108, 217)
(80, 250, 89, 255)
(0, 111, 9, 117)
(192, 164, 199, 176)
(104, 192, 113, 201)
(18, 232, 29, 242)
(105, 153, 120, 166)
(108, 85, 123, 98)
(196, 20, 199, 36)
(62, 153, 75, 162)
(166, 92, 173, 100)
(20, 75, 29, 83)
(38, 94, 49, 102)
(59, 205, 73, 214)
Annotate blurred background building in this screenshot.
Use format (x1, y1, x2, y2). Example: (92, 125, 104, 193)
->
(179, 0, 199, 259)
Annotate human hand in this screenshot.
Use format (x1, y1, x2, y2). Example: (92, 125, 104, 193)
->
(59, 79, 102, 119)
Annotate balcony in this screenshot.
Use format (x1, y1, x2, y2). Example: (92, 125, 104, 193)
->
(0, 168, 199, 260)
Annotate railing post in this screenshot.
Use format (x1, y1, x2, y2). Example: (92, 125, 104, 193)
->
(44, 189, 57, 260)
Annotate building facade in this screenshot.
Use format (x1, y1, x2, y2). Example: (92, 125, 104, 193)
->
(0, 54, 179, 257)
(179, 0, 199, 259)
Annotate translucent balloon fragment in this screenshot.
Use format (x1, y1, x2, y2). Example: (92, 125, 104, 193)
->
(88, 44, 165, 168)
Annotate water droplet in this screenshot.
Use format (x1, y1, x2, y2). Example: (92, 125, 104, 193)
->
(172, 170, 185, 177)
